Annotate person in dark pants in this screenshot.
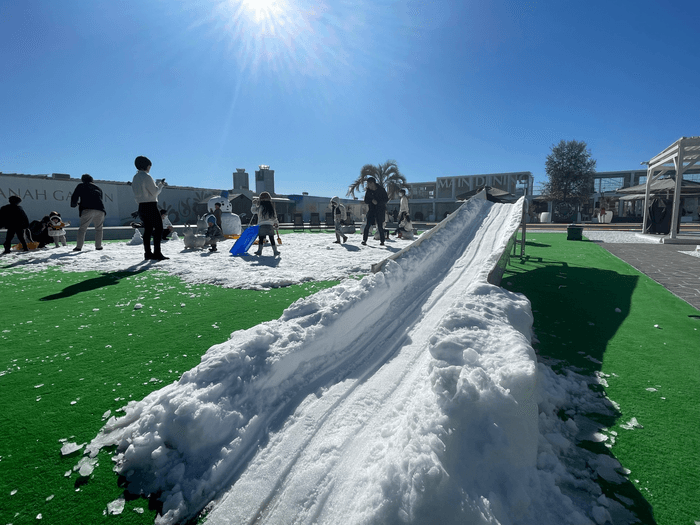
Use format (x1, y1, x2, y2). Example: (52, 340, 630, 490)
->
(132, 156, 168, 261)
(1, 195, 30, 253)
(362, 177, 389, 246)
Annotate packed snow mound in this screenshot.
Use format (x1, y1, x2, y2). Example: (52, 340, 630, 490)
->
(80, 198, 625, 525)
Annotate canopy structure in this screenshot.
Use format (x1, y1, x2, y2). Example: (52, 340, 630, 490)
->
(641, 137, 700, 238)
(456, 185, 517, 203)
(617, 177, 700, 201)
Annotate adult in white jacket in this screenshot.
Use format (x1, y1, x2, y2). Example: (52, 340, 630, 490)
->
(132, 156, 168, 260)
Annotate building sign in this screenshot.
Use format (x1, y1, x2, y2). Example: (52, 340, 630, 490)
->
(435, 172, 531, 199)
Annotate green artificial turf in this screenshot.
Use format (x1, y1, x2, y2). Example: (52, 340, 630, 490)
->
(503, 233, 700, 525)
(2, 233, 698, 525)
(0, 267, 338, 524)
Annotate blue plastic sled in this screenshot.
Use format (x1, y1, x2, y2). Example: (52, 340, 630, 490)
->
(230, 225, 259, 256)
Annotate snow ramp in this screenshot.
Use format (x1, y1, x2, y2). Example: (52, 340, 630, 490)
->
(84, 197, 565, 524)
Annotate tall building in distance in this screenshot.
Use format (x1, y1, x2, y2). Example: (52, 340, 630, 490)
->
(233, 168, 250, 194)
(255, 165, 275, 195)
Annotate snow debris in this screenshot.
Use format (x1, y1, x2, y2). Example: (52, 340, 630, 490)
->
(134, 303, 143, 310)
(614, 308, 621, 313)
(74, 456, 98, 477)
(106, 496, 126, 515)
(620, 417, 643, 430)
(60, 442, 84, 456)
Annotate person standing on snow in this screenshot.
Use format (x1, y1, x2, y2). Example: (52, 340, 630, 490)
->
(393, 189, 409, 236)
(132, 156, 168, 261)
(213, 202, 223, 228)
(330, 196, 348, 244)
(255, 192, 280, 256)
(1, 195, 30, 253)
(70, 174, 106, 251)
(362, 177, 388, 246)
(47, 211, 70, 247)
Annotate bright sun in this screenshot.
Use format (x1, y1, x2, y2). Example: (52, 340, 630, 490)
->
(240, 0, 286, 23)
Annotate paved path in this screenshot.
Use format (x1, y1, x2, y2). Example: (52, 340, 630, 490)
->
(600, 243, 700, 311)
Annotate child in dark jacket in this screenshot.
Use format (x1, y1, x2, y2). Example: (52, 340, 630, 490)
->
(205, 215, 225, 252)
(1, 196, 30, 253)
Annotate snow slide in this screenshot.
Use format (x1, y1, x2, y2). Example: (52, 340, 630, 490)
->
(83, 197, 588, 524)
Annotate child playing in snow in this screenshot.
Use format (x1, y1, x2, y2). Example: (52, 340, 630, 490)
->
(205, 215, 225, 252)
(330, 196, 348, 244)
(397, 214, 415, 240)
(255, 192, 279, 256)
(160, 209, 174, 240)
(250, 197, 260, 225)
(47, 211, 70, 247)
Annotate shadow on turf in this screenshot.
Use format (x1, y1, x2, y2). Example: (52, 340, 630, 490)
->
(505, 258, 657, 524)
(40, 267, 149, 301)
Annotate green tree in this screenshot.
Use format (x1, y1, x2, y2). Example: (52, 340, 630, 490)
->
(346, 160, 408, 199)
(543, 140, 596, 218)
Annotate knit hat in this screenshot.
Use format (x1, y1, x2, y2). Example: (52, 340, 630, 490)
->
(207, 215, 216, 224)
(49, 211, 60, 218)
(9, 195, 21, 205)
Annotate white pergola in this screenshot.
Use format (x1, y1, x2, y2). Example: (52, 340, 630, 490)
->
(642, 136, 700, 239)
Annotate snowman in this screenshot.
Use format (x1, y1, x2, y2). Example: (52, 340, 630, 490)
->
(206, 191, 242, 238)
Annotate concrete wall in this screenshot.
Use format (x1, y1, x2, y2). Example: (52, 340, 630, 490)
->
(0, 173, 226, 226)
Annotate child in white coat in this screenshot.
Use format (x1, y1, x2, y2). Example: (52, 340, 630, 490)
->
(47, 211, 70, 247)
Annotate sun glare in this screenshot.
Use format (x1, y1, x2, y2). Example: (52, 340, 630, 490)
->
(240, 0, 286, 23)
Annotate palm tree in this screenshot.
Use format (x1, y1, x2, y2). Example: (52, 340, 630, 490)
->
(346, 160, 408, 199)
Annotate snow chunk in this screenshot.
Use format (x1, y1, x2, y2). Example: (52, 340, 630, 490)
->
(620, 417, 643, 430)
(106, 496, 126, 515)
(60, 442, 84, 455)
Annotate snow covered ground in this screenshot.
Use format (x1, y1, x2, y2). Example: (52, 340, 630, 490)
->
(581, 230, 662, 244)
(4, 202, 641, 524)
(582, 230, 700, 259)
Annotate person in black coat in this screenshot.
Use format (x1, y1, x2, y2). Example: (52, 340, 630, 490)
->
(70, 174, 106, 251)
(29, 216, 52, 248)
(1, 195, 30, 253)
(362, 177, 389, 246)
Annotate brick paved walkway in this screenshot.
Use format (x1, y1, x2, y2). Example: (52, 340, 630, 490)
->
(600, 243, 700, 311)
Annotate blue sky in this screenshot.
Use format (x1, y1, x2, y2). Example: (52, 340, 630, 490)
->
(1, 0, 698, 198)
